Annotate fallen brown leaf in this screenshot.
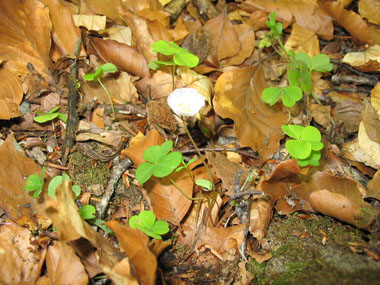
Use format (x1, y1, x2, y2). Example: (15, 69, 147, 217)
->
(213, 64, 288, 163)
(0, 68, 23, 119)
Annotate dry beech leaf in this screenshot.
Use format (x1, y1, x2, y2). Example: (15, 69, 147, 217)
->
(213, 64, 288, 163)
(82, 0, 123, 24)
(106, 221, 157, 285)
(240, 0, 333, 40)
(222, 23, 255, 66)
(46, 241, 88, 285)
(0, 0, 52, 79)
(88, 37, 150, 79)
(358, 122, 380, 166)
(370, 83, 380, 119)
(0, 225, 44, 284)
(178, 224, 246, 256)
(0, 68, 23, 119)
(203, 11, 241, 66)
(0, 135, 47, 228)
(342, 138, 380, 169)
(342, 44, 380, 72)
(359, 0, 380, 25)
(367, 170, 380, 200)
(320, 1, 373, 44)
(284, 24, 320, 56)
(293, 172, 371, 227)
(72, 15, 106, 31)
(106, 26, 133, 46)
(249, 199, 272, 240)
(40, 0, 86, 59)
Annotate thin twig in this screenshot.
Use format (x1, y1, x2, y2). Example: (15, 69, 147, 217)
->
(179, 147, 259, 159)
(96, 157, 132, 219)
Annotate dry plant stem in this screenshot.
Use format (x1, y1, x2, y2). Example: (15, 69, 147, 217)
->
(63, 38, 81, 164)
(97, 78, 116, 118)
(180, 147, 259, 159)
(96, 157, 132, 219)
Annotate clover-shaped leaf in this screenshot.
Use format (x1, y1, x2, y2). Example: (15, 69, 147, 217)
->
(286, 140, 311, 160)
(129, 210, 170, 240)
(79, 204, 96, 220)
(311, 54, 333, 72)
(25, 167, 46, 198)
(287, 60, 312, 94)
(83, 63, 118, 82)
(295, 52, 312, 70)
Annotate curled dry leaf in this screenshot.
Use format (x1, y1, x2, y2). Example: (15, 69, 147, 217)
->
(284, 24, 320, 56)
(0, 225, 44, 284)
(40, 0, 86, 59)
(0, 68, 23, 119)
(358, 122, 380, 166)
(359, 0, 380, 25)
(370, 83, 380, 120)
(88, 37, 150, 78)
(106, 221, 157, 285)
(46, 241, 88, 285)
(249, 199, 272, 240)
(0, 0, 52, 79)
(213, 64, 288, 163)
(0, 135, 48, 229)
(203, 11, 241, 67)
(320, 0, 373, 44)
(342, 45, 380, 72)
(367, 170, 380, 200)
(240, 0, 334, 40)
(72, 15, 106, 31)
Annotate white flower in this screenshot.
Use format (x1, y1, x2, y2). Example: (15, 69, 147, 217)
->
(167, 88, 205, 117)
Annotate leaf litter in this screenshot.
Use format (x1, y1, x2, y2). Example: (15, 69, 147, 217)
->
(0, 0, 380, 283)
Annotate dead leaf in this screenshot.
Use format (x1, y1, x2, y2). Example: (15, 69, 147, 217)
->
(370, 83, 380, 120)
(367, 170, 380, 200)
(72, 15, 106, 31)
(0, 0, 52, 79)
(342, 45, 380, 72)
(106, 220, 157, 285)
(213, 64, 288, 163)
(358, 122, 380, 166)
(88, 37, 150, 79)
(249, 199, 272, 240)
(46, 241, 88, 285)
(0, 68, 23, 119)
(342, 138, 380, 169)
(40, 0, 86, 59)
(284, 24, 320, 56)
(0, 135, 48, 229)
(320, 0, 373, 44)
(0, 224, 45, 284)
(203, 11, 241, 67)
(359, 0, 380, 25)
(240, 0, 334, 40)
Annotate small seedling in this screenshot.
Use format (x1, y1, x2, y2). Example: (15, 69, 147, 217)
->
(282, 125, 324, 167)
(34, 106, 67, 124)
(135, 140, 183, 184)
(259, 12, 283, 49)
(261, 85, 303, 107)
(195, 178, 213, 191)
(25, 170, 80, 199)
(148, 40, 199, 70)
(79, 204, 113, 234)
(83, 63, 118, 117)
(129, 210, 170, 240)
(25, 167, 46, 198)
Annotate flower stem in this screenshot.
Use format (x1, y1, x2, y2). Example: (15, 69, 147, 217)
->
(98, 78, 116, 118)
(169, 178, 205, 201)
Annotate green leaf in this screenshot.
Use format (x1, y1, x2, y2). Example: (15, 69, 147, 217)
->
(48, 106, 61, 114)
(91, 219, 113, 234)
(153, 151, 182, 177)
(195, 179, 213, 190)
(135, 162, 155, 184)
(173, 50, 199, 68)
(25, 174, 42, 191)
(158, 140, 174, 161)
(143, 145, 161, 163)
(99, 63, 118, 73)
(152, 40, 177, 55)
(259, 37, 272, 49)
(295, 52, 312, 69)
(311, 54, 333, 72)
(282, 86, 303, 107)
(48, 175, 63, 199)
(57, 113, 67, 122)
(148, 60, 162, 70)
(281, 125, 304, 139)
(262, 87, 282, 106)
(138, 210, 156, 228)
(34, 112, 59, 123)
(300, 126, 322, 142)
(297, 150, 322, 167)
(286, 140, 311, 159)
(79, 204, 96, 219)
(187, 157, 197, 166)
(83, 68, 103, 81)
(151, 220, 170, 235)
(287, 60, 312, 94)
(72, 184, 81, 198)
